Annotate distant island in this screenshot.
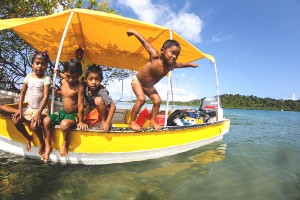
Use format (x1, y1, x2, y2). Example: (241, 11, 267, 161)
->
(146, 94, 300, 111)
(1, 91, 299, 111)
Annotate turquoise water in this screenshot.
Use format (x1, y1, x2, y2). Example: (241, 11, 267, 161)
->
(0, 109, 299, 200)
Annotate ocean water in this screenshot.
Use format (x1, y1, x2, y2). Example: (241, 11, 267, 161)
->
(0, 109, 299, 200)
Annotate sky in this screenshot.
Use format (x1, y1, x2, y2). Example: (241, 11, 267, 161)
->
(95, 0, 300, 101)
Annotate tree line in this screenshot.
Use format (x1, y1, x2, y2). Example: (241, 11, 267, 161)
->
(156, 94, 300, 111)
(220, 94, 300, 111)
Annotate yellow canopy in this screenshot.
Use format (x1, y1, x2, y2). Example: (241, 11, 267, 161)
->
(0, 8, 215, 71)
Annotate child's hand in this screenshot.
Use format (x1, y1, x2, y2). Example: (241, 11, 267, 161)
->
(192, 63, 199, 68)
(100, 121, 110, 132)
(12, 110, 22, 121)
(77, 122, 88, 131)
(31, 113, 42, 127)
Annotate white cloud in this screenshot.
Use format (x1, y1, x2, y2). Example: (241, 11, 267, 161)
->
(284, 93, 299, 100)
(117, 0, 203, 43)
(208, 31, 233, 43)
(106, 78, 132, 101)
(118, 0, 160, 23)
(291, 93, 298, 100)
(164, 12, 202, 43)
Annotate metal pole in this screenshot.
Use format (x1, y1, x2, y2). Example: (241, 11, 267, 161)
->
(212, 61, 223, 120)
(164, 30, 173, 127)
(50, 11, 75, 114)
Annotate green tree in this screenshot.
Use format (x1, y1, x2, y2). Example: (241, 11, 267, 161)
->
(0, 0, 59, 92)
(0, 0, 129, 93)
(220, 94, 300, 111)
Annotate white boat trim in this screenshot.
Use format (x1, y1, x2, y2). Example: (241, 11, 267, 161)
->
(0, 129, 228, 165)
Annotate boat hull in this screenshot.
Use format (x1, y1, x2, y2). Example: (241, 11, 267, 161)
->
(0, 114, 230, 165)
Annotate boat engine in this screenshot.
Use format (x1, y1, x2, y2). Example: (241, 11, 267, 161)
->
(198, 96, 221, 123)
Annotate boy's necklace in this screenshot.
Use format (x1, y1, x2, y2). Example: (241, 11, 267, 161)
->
(88, 90, 94, 97)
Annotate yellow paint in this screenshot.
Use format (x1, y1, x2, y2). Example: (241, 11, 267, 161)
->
(0, 115, 230, 154)
(0, 9, 216, 69)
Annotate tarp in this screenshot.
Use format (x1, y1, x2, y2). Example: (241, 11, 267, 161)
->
(0, 8, 215, 71)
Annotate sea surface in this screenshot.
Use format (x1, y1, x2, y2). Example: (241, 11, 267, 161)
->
(0, 108, 299, 200)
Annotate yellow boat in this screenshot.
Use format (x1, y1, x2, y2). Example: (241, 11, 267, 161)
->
(0, 106, 230, 165)
(0, 9, 230, 164)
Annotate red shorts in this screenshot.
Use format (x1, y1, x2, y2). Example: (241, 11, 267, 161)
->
(84, 108, 102, 126)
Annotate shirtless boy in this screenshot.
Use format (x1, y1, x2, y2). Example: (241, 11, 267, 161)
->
(42, 59, 88, 162)
(127, 30, 199, 131)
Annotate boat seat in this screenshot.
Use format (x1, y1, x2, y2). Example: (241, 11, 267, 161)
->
(111, 109, 129, 123)
(53, 101, 130, 124)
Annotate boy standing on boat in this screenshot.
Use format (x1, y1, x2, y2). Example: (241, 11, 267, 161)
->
(127, 30, 199, 131)
(75, 48, 93, 82)
(42, 59, 88, 162)
(83, 65, 116, 132)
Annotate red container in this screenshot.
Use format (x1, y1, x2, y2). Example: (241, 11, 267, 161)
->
(136, 108, 150, 127)
(155, 114, 166, 126)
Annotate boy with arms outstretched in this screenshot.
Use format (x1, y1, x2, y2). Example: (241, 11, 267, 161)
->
(127, 30, 199, 131)
(42, 59, 88, 162)
(83, 65, 116, 132)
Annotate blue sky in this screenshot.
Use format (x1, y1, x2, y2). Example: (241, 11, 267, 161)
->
(103, 0, 300, 101)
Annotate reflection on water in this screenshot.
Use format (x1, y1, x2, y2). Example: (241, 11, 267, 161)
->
(0, 142, 226, 200)
(2, 109, 300, 199)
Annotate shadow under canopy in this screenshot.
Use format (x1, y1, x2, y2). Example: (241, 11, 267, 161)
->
(0, 8, 215, 71)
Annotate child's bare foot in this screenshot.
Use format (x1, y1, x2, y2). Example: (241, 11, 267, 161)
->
(150, 121, 161, 131)
(129, 121, 141, 131)
(60, 142, 68, 157)
(25, 136, 33, 152)
(38, 142, 45, 155)
(41, 146, 52, 162)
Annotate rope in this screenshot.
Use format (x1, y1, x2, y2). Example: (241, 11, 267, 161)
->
(114, 79, 124, 103)
(170, 71, 174, 109)
(172, 70, 184, 102)
(130, 58, 136, 110)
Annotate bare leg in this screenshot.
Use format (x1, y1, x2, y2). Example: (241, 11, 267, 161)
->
(129, 81, 146, 131)
(149, 93, 162, 131)
(30, 116, 46, 155)
(41, 116, 53, 162)
(59, 119, 76, 157)
(0, 105, 18, 115)
(36, 127, 45, 155)
(95, 97, 107, 125)
(60, 140, 69, 157)
(13, 117, 33, 152)
(25, 136, 33, 152)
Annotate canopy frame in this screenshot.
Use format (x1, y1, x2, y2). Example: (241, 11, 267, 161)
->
(50, 11, 75, 114)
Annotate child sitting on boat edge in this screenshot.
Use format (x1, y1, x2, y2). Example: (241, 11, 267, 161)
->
(0, 50, 51, 155)
(42, 59, 88, 162)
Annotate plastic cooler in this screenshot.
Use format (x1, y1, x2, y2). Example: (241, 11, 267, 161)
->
(155, 114, 166, 126)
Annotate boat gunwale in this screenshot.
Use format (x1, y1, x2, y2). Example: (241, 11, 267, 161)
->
(56, 119, 229, 133)
(1, 112, 229, 134)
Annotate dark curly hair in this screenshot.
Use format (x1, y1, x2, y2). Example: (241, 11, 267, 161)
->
(85, 65, 103, 80)
(161, 40, 181, 50)
(63, 59, 82, 76)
